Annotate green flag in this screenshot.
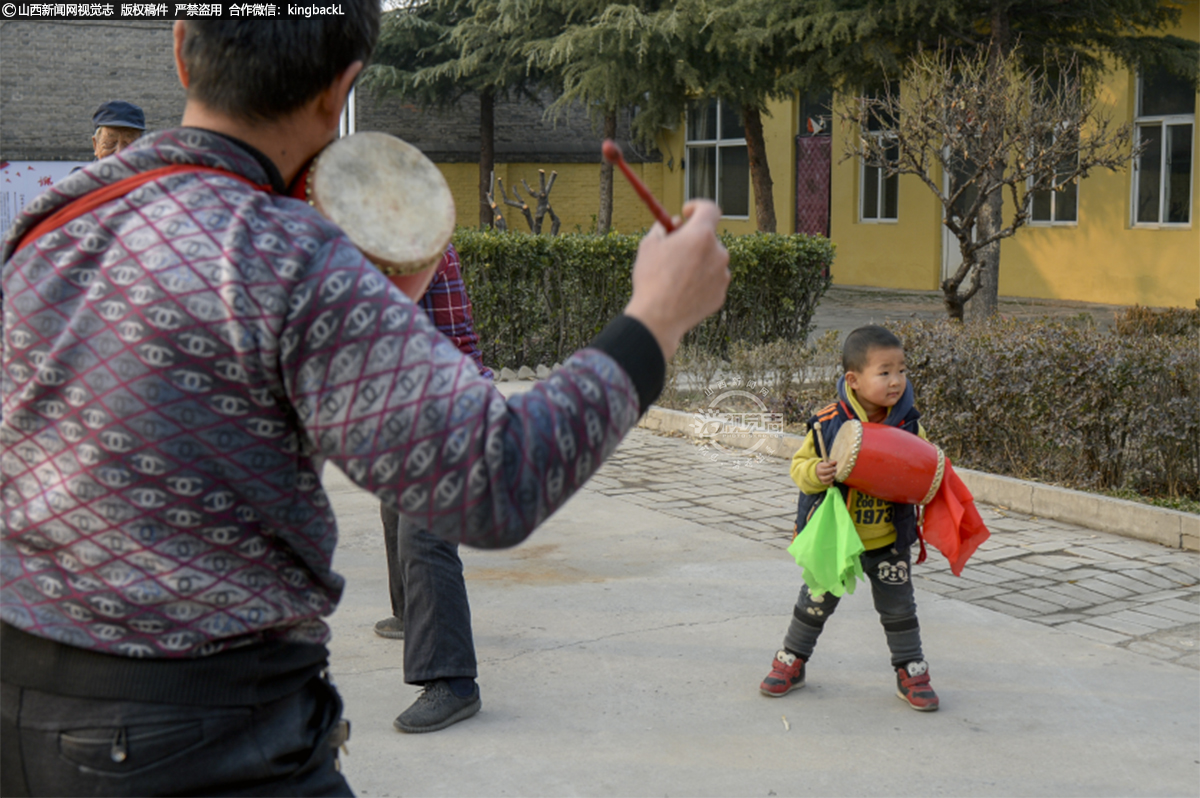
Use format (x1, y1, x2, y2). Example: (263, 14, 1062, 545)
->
(787, 488, 864, 597)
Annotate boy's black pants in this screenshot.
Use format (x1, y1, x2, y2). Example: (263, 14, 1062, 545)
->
(783, 544, 924, 668)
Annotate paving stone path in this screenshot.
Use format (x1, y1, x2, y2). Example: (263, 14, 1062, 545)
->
(589, 428, 1200, 670)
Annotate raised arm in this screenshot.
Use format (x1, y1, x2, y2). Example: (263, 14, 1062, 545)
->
(284, 201, 729, 549)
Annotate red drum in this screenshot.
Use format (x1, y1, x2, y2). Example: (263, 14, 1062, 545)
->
(304, 132, 455, 300)
(827, 420, 945, 506)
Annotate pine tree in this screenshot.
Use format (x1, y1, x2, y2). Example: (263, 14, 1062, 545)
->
(524, 1, 692, 233)
(364, 0, 554, 229)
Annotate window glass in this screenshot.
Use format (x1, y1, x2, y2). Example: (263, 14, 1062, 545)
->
(719, 102, 742, 140)
(862, 163, 880, 220)
(1056, 179, 1078, 223)
(688, 146, 717, 202)
(881, 141, 899, 219)
(1031, 187, 1053, 221)
(687, 99, 718, 141)
(1139, 70, 1197, 117)
(718, 146, 750, 216)
(1135, 125, 1163, 224)
(1166, 123, 1193, 224)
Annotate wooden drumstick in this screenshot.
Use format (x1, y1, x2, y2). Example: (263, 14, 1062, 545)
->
(813, 420, 830, 462)
(601, 139, 677, 233)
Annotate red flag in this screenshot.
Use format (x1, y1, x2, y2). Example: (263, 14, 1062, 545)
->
(921, 458, 990, 576)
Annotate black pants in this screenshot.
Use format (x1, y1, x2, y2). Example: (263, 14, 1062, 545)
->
(381, 504, 478, 683)
(1, 674, 351, 797)
(783, 544, 925, 668)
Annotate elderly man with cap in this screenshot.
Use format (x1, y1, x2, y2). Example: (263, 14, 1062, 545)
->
(91, 100, 145, 159)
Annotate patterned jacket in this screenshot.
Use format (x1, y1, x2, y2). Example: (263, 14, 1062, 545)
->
(1, 129, 651, 658)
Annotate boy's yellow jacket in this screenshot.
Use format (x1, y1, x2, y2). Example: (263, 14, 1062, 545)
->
(791, 386, 926, 551)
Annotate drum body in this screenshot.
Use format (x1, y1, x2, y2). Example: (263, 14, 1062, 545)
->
(306, 132, 455, 300)
(828, 420, 944, 506)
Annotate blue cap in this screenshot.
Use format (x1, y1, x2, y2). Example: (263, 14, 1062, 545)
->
(92, 100, 146, 130)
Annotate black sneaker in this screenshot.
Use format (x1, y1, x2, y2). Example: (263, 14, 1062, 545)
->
(393, 681, 481, 733)
(374, 616, 405, 639)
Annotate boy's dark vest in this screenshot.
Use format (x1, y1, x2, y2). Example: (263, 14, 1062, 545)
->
(794, 399, 922, 552)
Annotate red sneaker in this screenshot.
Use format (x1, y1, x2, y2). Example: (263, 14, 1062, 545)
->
(760, 649, 806, 697)
(896, 661, 939, 711)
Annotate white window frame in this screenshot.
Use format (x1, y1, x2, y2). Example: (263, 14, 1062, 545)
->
(860, 131, 899, 223)
(1131, 73, 1195, 228)
(684, 99, 750, 220)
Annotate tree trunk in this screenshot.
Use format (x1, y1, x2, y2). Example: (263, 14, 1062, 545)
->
(597, 110, 616, 234)
(479, 89, 495, 230)
(742, 107, 776, 233)
(964, 10, 1011, 321)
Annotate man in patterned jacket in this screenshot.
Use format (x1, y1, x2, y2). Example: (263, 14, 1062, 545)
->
(0, 13, 730, 798)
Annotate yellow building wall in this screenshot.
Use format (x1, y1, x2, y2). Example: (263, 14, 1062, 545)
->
(1000, 65, 1199, 308)
(829, 158, 945, 291)
(827, 2, 1200, 308)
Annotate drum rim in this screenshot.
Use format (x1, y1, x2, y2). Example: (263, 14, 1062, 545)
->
(920, 447, 946, 505)
(832, 419, 862, 483)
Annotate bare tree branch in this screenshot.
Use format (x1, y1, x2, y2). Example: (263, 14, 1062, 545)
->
(839, 45, 1137, 321)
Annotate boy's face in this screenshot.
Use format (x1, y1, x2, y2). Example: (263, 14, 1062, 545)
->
(845, 346, 907, 417)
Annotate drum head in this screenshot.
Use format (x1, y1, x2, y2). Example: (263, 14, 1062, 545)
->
(827, 419, 863, 483)
(309, 132, 455, 276)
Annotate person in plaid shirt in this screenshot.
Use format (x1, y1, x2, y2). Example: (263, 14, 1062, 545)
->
(415, 244, 494, 381)
(379, 244, 495, 733)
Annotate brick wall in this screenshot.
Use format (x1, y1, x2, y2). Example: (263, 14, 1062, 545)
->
(357, 90, 658, 165)
(0, 21, 182, 161)
(0, 22, 663, 232)
(2, 22, 659, 167)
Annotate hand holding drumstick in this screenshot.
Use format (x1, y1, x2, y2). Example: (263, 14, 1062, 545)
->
(813, 421, 838, 486)
(603, 139, 730, 361)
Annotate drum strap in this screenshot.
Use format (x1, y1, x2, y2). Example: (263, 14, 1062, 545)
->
(12, 164, 271, 256)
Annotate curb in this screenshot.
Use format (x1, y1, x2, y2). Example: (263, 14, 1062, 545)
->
(638, 405, 1199, 552)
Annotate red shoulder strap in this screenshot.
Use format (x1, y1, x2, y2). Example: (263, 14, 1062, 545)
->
(13, 164, 270, 255)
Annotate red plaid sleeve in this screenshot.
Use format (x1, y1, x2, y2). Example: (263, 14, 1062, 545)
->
(417, 244, 494, 380)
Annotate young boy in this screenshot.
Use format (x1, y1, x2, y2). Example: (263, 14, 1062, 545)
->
(760, 325, 939, 711)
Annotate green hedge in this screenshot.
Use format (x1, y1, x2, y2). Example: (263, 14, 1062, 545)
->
(453, 229, 835, 368)
(894, 318, 1199, 500)
(657, 316, 1199, 502)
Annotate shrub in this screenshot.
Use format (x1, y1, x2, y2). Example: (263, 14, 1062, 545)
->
(659, 332, 841, 427)
(1113, 305, 1200, 338)
(454, 229, 834, 368)
(895, 318, 1199, 500)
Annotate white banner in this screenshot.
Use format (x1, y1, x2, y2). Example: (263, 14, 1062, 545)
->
(1, 160, 89, 240)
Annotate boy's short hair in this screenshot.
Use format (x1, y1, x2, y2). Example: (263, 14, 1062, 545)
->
(181, 12, 380, 123)
(843, 325, 903, 372)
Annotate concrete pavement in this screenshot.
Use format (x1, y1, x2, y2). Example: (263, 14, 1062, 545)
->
(321, 428, 1199, 797)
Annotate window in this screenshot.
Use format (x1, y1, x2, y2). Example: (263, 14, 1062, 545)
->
(1133, 68, 1195, 226)
(1030, 151, 1079, 225)
(686, 99, 749, 217)
(860, 90, 898, 221)
(1028, 67, 1081, 225)
(800, 90, 833, 137)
